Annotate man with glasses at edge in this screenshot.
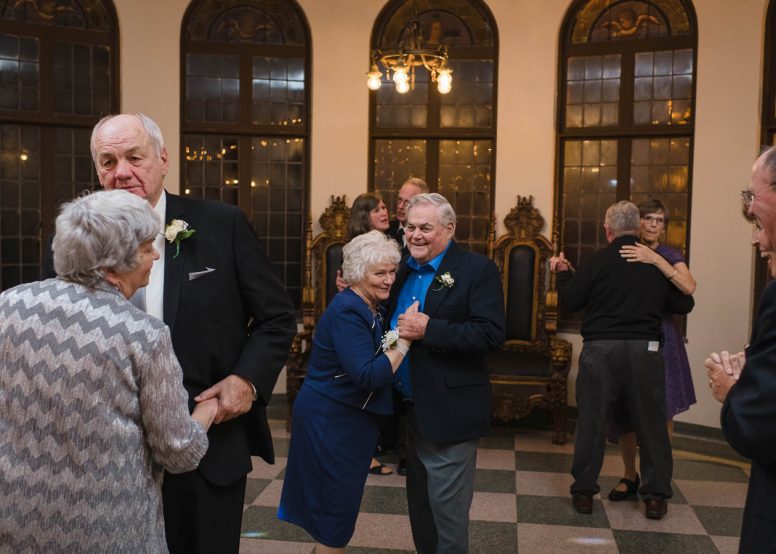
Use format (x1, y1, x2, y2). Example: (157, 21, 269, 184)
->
(707, 145, 776, 552)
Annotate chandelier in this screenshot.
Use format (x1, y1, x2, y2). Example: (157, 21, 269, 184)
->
(366, 16, 452, 95)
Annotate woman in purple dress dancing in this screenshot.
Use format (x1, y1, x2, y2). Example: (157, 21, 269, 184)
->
(608, 198, 697, 501)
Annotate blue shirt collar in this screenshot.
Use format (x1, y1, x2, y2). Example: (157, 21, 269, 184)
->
(407, 241, 451, 272)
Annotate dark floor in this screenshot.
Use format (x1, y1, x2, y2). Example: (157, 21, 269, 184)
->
(239, 396, 747, 553)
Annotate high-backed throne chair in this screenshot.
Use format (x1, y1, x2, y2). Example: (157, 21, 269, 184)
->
(487, 195, 572, 444)
(285, 195, 350, 426)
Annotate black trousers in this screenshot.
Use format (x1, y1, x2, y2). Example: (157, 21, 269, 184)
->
(163, 470, 247, 554)
(570, 339, 672, 500)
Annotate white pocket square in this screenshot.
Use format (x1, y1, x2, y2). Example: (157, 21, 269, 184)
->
(188, 267, 216, 281)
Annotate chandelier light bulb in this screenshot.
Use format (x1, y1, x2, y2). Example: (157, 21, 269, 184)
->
(367, 73, 382, 91)
(437, 69, 452, 94)
(393, 66, 409, 84)
(395, 79, 410, 94)
(366, 65, 383, 91)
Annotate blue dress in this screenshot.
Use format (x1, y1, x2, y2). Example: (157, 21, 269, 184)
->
(278, 289, 395, 547)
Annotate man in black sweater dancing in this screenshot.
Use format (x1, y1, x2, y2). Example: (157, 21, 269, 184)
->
(550, 200, 694, 521)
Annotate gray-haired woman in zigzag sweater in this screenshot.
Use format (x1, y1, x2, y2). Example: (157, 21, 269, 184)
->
(0, 190, 217, 553)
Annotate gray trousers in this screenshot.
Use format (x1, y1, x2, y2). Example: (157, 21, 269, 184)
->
(405, 404, 478, 554)
(570, 339, 673, 500)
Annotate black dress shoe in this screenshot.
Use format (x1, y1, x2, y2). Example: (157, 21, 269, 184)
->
(644, 498, 667, 520)
(397, 459, 407, 476)
(572, 493, 593, 514)
(608, 474, 640, 502)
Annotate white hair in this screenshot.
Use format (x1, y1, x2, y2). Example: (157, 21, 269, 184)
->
(53, 190, 160, 287)
(342, 230, 401, 285)
(90, 112, 166, 162)
(406, 192, 457, 228)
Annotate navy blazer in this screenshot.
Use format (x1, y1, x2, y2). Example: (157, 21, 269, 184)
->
(163, 193, 297, 486)
(388, 242, 505, 442)
(303, 288, 395, 415)
(722, 281, 776, 551)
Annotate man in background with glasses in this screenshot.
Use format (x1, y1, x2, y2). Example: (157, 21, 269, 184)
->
(708, 145, 776, 552)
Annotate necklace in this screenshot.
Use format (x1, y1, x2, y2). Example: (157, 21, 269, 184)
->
(351, 286, 376, 314)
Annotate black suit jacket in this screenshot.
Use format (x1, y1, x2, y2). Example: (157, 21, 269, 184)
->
(388, 242, 505, 442)
(163, 193, 296, 486)
(387, 219, 409, 259)
(722, 281, 776, 551)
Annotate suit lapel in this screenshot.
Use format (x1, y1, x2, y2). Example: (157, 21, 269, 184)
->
(422, 242, 462, 318)
(163, 194, 186, 331)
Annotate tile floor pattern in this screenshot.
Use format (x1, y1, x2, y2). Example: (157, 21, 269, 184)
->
(240, 409, 749, 553)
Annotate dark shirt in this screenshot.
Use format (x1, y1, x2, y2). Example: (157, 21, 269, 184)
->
(557, 235, 694, 342)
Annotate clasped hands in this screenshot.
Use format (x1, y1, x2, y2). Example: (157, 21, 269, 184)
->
(704, 350, 745, 403)
(398, 300, 427, 340)
(194, 374, 255, 425)
(549, 252, 574, 272)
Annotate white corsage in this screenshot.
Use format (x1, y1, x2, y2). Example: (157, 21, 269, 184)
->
(165, 219, 195, 259)
(432, 271, 455, 291)
(381, 329, 400, 352)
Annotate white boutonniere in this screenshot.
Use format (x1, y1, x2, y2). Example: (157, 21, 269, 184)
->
(432, 271, 455, 291)
(381, 329, 400, 352)
(164, 219, 195, 259)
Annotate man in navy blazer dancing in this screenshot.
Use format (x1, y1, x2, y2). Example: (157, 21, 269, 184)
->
(390, 193, 505, 554)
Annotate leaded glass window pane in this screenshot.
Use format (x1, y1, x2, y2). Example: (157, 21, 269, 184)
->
(373, 139, 427, 217)
(561, 139, 618, 267)
(186, 54, 240, 123)
(375, 69, 428, 129)
(0, 33, 38, 112)
(0, 124, 40, 289)
(633, 49, 693, 126)
(438, 139, 492, 254)
(566, 54, 621, 128)
(182, 135, 240, 206)
(629, 137, 690, 253)
(53, 41, 112, 116)
(439, 60, 493, 129)
(252, 57, 305, 126)
(250, 137, 304, 305)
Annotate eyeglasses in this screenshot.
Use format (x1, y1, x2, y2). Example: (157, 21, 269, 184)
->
(741, 183, 776, 211)
(741, 189, 754, 211)
(642, 215, 665, 225)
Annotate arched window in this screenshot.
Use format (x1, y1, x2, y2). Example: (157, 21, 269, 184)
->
(181, 0, 310, 308)
(0, 0, 118, 291)
(556, 0, 697, 289)
(369, 0, 497, 254)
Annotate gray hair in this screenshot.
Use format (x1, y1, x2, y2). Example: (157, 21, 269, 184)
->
(90, 112, 166, 162)
(403, 177, 429, 193)
(759, 144, 776, 185)
(406, 193, 457, 228)
(341, 230, 401, 286)
(53, 190, 160, 287)
(604, 200, 640, 237)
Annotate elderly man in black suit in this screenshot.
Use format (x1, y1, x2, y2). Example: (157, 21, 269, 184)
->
(551, 200, 694, 521)
(90, 113, 297, 553)
(390, 193, 505, 554)
(707, 144, 776, 553)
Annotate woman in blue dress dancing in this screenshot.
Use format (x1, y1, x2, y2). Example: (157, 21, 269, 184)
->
(278, 230, 416, 552)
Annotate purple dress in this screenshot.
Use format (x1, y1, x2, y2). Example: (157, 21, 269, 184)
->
(607, 244, 696, 439)
(655, 244, 697, 419)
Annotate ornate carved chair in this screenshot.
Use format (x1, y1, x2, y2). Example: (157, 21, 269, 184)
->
(487, 196, 572, 444)
(285, 195, 350, 427)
